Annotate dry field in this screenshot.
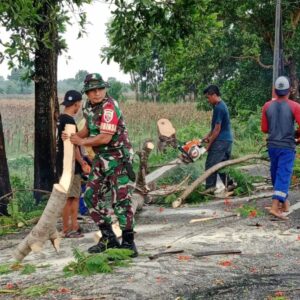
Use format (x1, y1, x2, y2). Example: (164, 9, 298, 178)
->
(0, 98, 210, 158)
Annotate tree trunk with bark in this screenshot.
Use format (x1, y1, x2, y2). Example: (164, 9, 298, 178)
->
(14, 124, 75, 261)
(0, 113, 11, 216)
(130, 72, 139, 102)
(33, 1, 59, 202)
(135, 140, 155, 193)
(288, 58, 300, 101)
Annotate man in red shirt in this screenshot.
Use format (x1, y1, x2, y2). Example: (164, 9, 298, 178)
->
(261, 76, 300, 219)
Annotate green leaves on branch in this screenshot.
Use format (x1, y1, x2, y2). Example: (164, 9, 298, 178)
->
(0, 0, 91, 77)
(63, 248, 133, 277)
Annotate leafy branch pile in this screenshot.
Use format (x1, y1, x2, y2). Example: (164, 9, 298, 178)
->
(63, 248, 133, 277)
(0, 262, 37, 276)
(0, 283, 58, 298)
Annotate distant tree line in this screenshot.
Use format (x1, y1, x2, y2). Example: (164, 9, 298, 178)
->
(0, 68, 131, 100)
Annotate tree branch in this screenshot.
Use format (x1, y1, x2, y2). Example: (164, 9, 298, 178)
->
(172, 154, 263, 208)
(231, 55, 272, 69)
(291, 9, 300, 30)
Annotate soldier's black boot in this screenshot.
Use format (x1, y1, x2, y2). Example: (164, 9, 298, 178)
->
(88, 224, 120, 253)
(120, 230, 138, 257)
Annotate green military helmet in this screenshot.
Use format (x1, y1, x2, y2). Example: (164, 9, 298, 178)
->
(82, 73, 109, 93)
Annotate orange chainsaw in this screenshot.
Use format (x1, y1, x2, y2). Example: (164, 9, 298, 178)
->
(178, 139, 207, 163)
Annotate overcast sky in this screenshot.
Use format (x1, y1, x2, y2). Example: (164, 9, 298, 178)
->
(0, 1, 130, 83)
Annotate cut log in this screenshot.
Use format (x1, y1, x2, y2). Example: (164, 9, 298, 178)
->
(13, 124, 76, 261)
(77, 118, 95, 160)
(172, 154, 263, 208)
(157, 118, 177, 152)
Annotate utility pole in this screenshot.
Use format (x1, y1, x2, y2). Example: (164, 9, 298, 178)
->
(273, 0, 283, 85)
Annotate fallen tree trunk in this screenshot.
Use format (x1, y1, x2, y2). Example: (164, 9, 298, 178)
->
(13, 124, 76, 261)
(145, 158, 182, 185)
(172, 154, 263, 208)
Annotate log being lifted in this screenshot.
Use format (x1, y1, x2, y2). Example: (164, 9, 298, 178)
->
(14, 124, 76, 261)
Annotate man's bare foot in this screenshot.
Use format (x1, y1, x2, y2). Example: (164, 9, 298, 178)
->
(268, 199, 289, 220)
(281, 201, 289, 213)
(269, 209, 289, 220)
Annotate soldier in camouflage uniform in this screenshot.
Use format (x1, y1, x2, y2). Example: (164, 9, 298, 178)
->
(69, 73, 137, 256)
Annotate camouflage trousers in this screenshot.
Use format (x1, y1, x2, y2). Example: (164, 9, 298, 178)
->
(84, 150, 134, 230)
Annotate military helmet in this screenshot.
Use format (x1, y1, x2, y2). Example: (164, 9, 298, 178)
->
(82, 73, 108, 93)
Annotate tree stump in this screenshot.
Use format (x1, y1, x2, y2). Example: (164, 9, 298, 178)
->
(135, 140, 155, 193)
(157, 118, 177, 152)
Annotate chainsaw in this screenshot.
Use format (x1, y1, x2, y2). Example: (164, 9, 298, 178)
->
(178, 139, 207, 163)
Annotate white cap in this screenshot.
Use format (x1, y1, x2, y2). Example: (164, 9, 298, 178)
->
(275, 76, 290, 96)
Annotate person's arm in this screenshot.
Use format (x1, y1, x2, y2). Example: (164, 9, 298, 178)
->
(62, 123, 89, 141)
(77, 123, 89, 138)
(75, 146, 85, 165)
(293, 102, 300, 127)
(202, 131, 212, 142)
(70, 133, 112, 147)
(205, 105, 223, 150)
(291, 102, 300, 143)
(261, 104, 269, 133)
(75, 146, 91, 173)
(70, 102, 119, 147)
(205, 124, 221, 151)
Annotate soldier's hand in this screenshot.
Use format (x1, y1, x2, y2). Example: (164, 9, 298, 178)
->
(61, 131, 69, 141)
(70, 133, 83, 145)
(81, 162, 91, 174)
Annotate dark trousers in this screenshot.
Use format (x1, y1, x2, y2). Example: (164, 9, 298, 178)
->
(205, 140, 232, 189)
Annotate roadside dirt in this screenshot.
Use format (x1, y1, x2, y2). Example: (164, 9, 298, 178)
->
(1, 165, 300, 300)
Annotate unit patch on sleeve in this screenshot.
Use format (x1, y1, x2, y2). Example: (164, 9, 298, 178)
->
(103, 109, 114, 123)
(100, 105, 119, 134)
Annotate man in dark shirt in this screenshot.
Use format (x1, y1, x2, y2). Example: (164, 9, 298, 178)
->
(203, 85, 233, 191)
(261, 76, 300, 219)
(56, 90, 89, 237)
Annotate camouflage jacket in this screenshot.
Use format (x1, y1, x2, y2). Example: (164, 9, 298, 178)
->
(83, 96, 134, 160)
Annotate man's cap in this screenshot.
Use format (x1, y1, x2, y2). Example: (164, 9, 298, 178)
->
(82, 73, 109, 93)
(275, 76, 290, 96)
(61, 90, 82, 106)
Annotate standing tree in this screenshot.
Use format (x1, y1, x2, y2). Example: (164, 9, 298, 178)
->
(103, 0, 300, 108)
(102, 0, 221, 102)
(0, 0, 91, 201)
(0, 113, 11, 216)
